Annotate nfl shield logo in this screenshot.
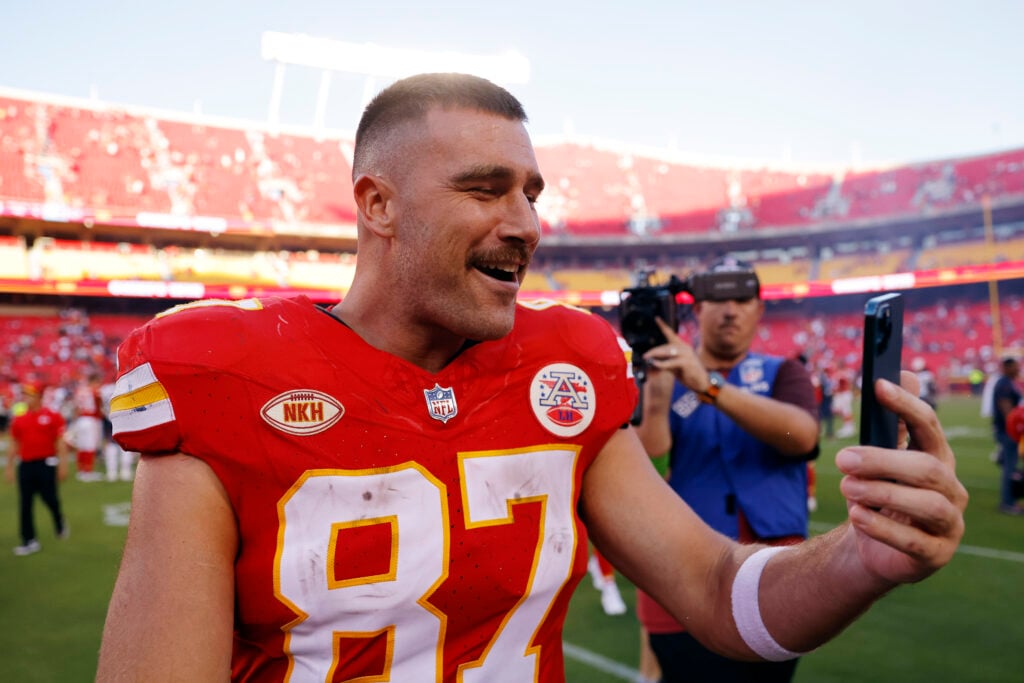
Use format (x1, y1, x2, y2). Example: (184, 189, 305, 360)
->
(740, 360, 763, 385)
(424, 384, 458, 424)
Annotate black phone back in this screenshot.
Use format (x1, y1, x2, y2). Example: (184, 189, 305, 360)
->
(859, 293, 903, 447)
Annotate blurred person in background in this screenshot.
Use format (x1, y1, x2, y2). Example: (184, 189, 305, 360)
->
(68, 374, 105, 482)
(99, 378, 137, 481)
(0, 392, 10, 434)
(912, 357, 938, 411)
(633, 257, 820, 683)
(991, 355, 1023, 515)
(832, 360, 856, 439)
(1005, 404, 1024, 504)
(587, 546, 628, 616)
(816, 363, 835, 439)
(5, 381, 70, 556)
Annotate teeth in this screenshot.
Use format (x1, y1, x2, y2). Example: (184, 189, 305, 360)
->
(480, 262, 518, 273)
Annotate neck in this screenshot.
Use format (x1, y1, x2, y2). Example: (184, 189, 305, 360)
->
(330, 300, 466, 374)
(698, 347, 748, 371)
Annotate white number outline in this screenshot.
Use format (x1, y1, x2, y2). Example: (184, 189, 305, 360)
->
(273, 446, 582, 682)
(275, 463, 449, 682)
(455, 445, 581, 683)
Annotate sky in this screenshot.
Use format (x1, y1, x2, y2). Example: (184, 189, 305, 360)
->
(4, 0, 1024, 170)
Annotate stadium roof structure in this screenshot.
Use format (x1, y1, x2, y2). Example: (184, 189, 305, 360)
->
(260, 31, 530, 131)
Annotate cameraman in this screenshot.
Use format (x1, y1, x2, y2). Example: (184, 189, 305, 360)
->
(633, 257, 819, 683)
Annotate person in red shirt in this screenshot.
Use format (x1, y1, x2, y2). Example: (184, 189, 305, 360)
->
(5, 381, 69, 556)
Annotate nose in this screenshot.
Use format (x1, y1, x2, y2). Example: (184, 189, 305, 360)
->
(720, 299, 740, 316)
(497, 192, 541, 247)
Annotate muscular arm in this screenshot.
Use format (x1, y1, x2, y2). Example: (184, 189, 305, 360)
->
(580, 427, 744, 654)
(581, 428, 866, 658)
(97, 453, 238, 682)
(582, 373, 966, 659)
(635, 350, 818, 458)
(55, 426, 70, 482)
(632, 367, 675, 457)
(996, 394, 1016, 421)
(4, 433, 17, 483)
(710, 360, 819, 457)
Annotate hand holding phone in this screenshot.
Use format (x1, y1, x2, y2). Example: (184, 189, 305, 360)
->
(859, 293, 903, 447)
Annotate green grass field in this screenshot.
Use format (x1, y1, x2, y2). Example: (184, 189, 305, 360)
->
(2, 395, 1022, 681)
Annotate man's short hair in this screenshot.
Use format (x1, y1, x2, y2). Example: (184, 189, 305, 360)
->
(352, 72, 528, 179)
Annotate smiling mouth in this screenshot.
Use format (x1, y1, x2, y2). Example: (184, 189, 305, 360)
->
(474, 262, 521, 283)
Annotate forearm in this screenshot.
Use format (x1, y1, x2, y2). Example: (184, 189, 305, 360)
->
(6, 442, 18, 475)
(714, 386, 818, 456)
(752, 525, 894, 654)
(634, 371, 675, 455)
(681, 526, 895, 661)
(56, 440, 69, 465)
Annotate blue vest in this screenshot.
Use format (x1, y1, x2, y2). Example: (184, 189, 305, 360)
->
(666, 353, 809, 540)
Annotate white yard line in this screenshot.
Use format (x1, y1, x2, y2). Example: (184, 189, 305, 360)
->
(809, 521, 1024, 563)
(562, 641, 639, 681)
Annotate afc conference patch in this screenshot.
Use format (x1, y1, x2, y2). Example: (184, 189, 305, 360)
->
(530, 363, 596, 437)
(424, 384, 458, 424)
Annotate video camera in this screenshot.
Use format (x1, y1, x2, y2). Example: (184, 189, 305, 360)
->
(618, 271, 687, 361)
(617, 265, 760, 425)
(618, 267, 760, 360)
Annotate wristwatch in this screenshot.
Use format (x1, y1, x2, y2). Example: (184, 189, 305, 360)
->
(699, 371, 725, 404)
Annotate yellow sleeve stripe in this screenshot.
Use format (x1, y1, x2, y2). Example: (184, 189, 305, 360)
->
(109, 382, 170, 413)
(109, 362, 177, 435)
(111, 362, 161, 403)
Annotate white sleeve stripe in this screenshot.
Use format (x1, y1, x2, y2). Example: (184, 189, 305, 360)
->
(110, 363, 177, 434)
(113, 362, 159, 399)
(111, 398, 176, 435)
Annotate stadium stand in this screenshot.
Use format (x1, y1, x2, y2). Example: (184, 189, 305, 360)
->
(817, 248, 912, 281)
(6, 88, 1024, 238)
(0, 306, 147, 390)
(3, 87, 1024, 394)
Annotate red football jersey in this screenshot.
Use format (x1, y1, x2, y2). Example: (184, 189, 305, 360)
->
(1007, 405, 1024, 442)
(73, 384, 102, 418)
(11, 407, 65, 461)
(110, 296, 636, 682)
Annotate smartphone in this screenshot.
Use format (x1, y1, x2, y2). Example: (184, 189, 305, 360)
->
(859, 293, 903, 447)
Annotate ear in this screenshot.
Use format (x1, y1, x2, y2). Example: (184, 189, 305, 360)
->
(353, 173, 397, 238)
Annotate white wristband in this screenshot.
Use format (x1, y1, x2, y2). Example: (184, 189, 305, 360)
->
(731, 546, 807, 661)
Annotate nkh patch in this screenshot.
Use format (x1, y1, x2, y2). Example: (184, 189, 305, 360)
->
(424, 384, 458, 424)
(530, 363, 596, 437)
(260, 389, 344, 435)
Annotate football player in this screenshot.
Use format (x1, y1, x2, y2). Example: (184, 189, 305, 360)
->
(97, 73, 967, 682)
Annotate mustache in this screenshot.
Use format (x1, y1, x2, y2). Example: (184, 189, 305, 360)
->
(469, 245, 533, 268)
